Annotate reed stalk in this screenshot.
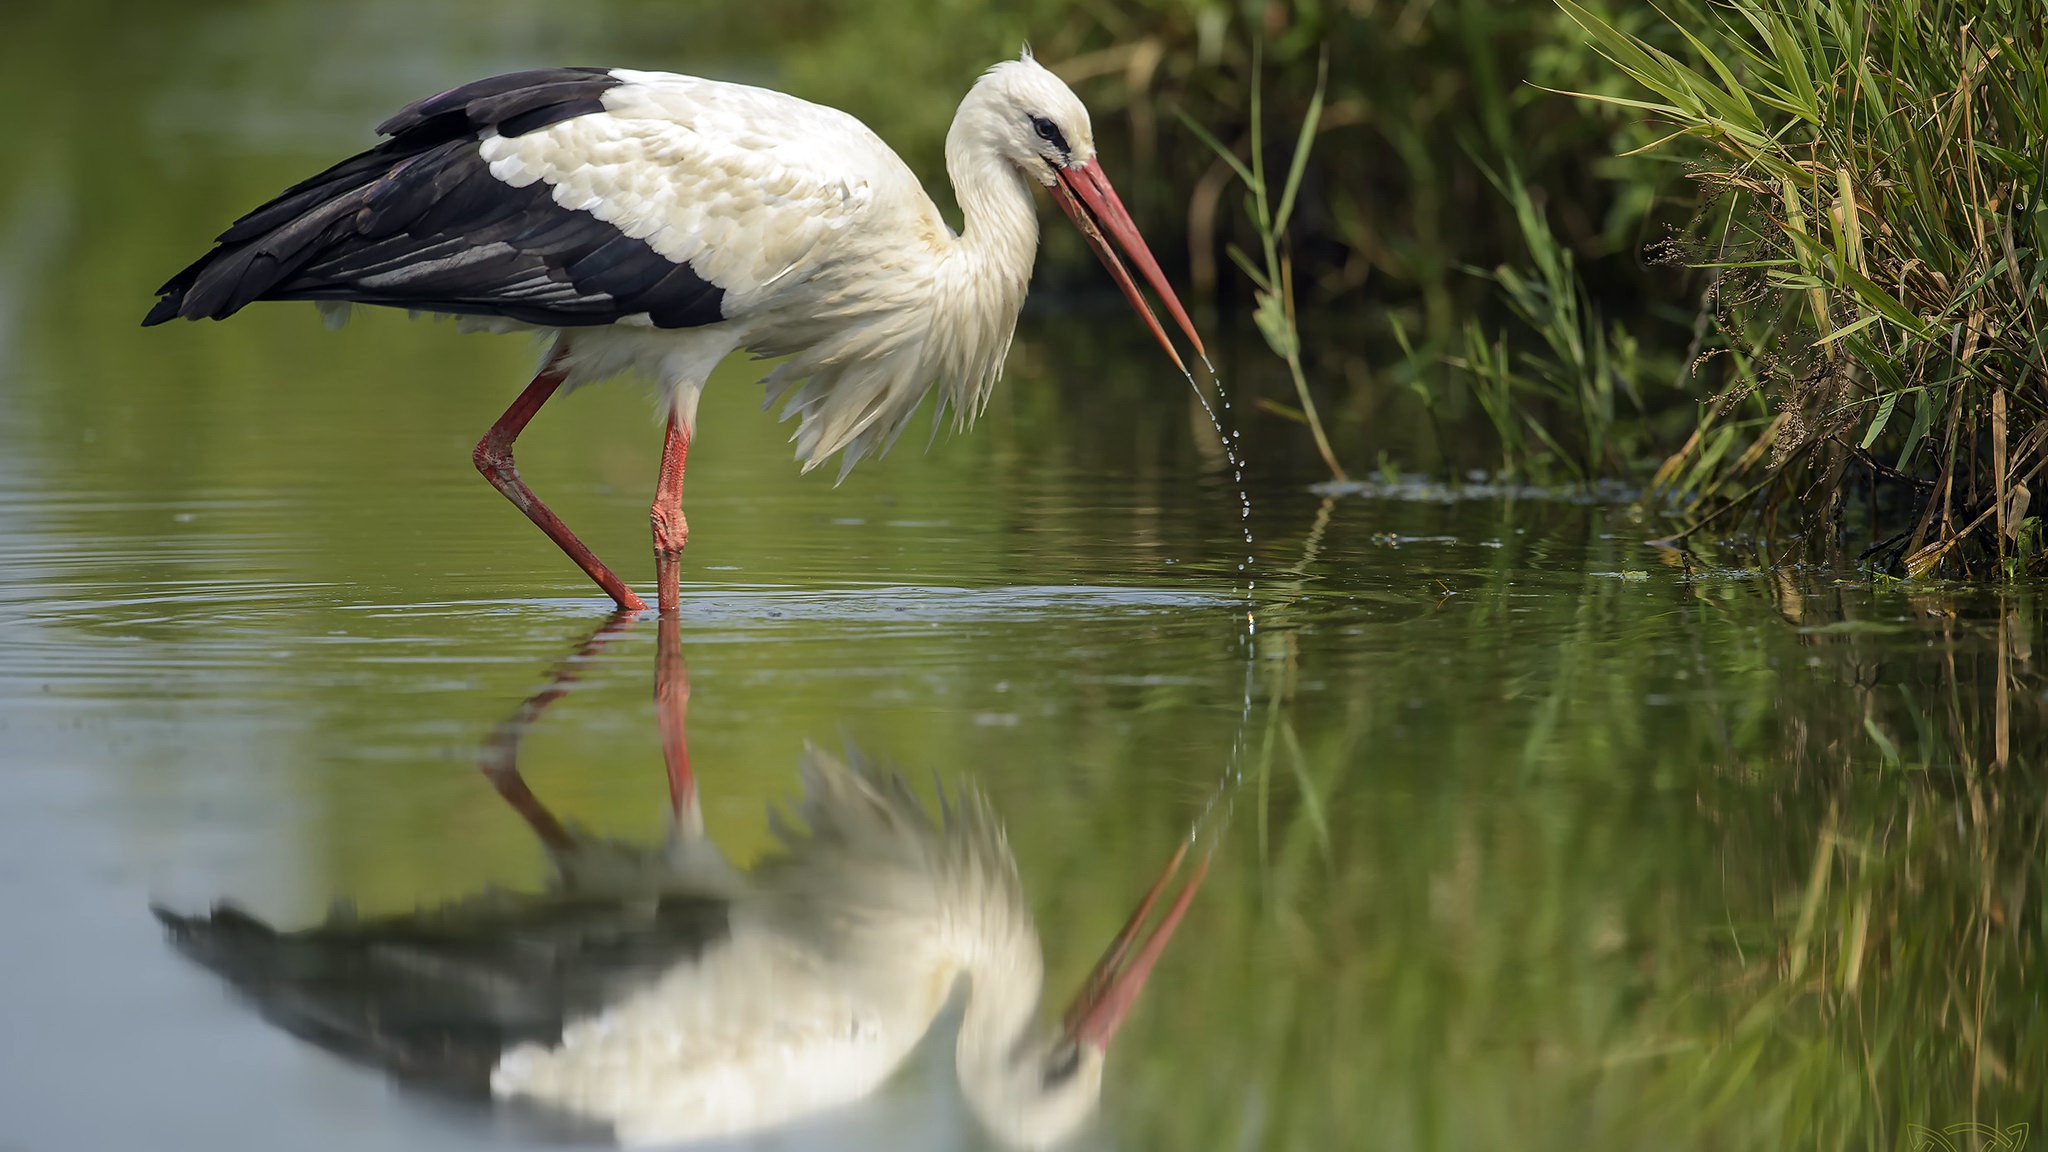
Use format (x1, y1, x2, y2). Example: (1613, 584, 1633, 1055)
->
(1182, 52, 1348, 481)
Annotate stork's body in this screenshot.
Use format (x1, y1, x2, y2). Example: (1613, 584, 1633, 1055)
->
(145, 58, 1201, 612)
(157, 615, 1205, 1148)
(158, 749, 1069, 1147)
(489, 746, 1054, 1145)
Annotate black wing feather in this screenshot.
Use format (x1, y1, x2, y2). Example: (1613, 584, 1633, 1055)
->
(143, 68, 727, 330)
(155, 891, 729, 1097)
(375, 68, 615, 140)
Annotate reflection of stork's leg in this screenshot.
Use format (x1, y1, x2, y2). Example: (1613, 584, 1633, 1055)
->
(657, 609, 702, 837)
(480, 610, 639, 850)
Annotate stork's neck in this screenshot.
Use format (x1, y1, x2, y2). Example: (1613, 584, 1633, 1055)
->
(942, 93, 1040, 302)
(953, 928, 1048, 1123)
(957, 944, 1044, 1065)
(905, 90, 1041, 428)
(922, 785, 1045, 1091)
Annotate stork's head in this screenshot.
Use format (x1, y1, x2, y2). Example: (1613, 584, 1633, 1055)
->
(958, 844, 1208, 1149)
(962, 52, 1207, 375)
(972, 54, 1100, 184)
(961, 1029, 1108, 1150)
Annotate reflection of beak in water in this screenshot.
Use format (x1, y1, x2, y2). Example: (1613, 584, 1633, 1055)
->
(156, 612, 1206, 1149)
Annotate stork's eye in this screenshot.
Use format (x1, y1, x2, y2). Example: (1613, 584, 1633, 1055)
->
(1029, 115, 1070, 156)
(1041, 1040, 1082, 1088)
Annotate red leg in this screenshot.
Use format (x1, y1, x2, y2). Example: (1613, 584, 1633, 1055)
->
(656, 609, 701, 836)
(651, 409, 691, 614)
(479, 610, 639, 850)
(473, 348, 648, 612)
(481, 758, 577, 852)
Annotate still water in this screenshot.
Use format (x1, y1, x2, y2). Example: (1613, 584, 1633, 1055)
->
(1, 5, 2041, 1150)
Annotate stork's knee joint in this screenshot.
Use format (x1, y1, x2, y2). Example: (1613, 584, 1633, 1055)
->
(473, 437, 514, 478)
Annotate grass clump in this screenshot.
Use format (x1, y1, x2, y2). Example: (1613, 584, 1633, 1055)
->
(1451, 161, 1656, 482)
(1556, 0, 2048, 574)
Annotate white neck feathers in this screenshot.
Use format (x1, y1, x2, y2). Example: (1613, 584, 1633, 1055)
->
(926, 82, 1040, 431)
(760, 74, 1043, 476)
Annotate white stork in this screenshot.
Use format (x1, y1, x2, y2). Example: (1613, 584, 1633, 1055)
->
(156, 612, 1207, 1148)
(144, 54, 1206, 612)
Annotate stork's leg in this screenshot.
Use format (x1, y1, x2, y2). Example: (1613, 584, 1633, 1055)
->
(478, 610, 639, 851)
(650, 409, 691, 614)
(481, 745, 576, 852)
(656, 608, 701, 837)
(473, 348, 648, 612)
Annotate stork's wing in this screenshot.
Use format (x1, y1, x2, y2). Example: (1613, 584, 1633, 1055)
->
(142, 68, 910, 329)
(154, 889, 729, 1097)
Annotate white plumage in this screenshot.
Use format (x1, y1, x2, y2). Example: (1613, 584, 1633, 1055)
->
(483, 746, 1057, 1146)
(157, 618, 1206, 1149)
(481, 747, 1015, 1145)
(148, 53, 1204, 612)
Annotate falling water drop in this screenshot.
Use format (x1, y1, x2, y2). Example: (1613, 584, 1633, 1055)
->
(1179, 353, 1262, 850)
(1178, 367, 1258, 575)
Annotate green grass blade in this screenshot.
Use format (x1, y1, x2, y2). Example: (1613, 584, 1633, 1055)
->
(1175, 109, 1256, 189)
(1272, 55, 1327, 239)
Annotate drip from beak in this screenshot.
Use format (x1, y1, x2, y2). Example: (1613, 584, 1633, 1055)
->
(1051, 159, 1207, 375)
(1060, 842, 1209, 1051)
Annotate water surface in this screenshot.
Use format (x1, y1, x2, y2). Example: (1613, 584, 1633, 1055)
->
(1, 7, 2041, 1151)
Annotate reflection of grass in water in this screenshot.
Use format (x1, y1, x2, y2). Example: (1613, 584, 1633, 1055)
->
(13, 3, 2039, 1131)
(1115, 526, 2043, 1150)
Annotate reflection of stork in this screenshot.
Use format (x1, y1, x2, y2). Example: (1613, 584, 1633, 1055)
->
(157, 613, 1206, 1148)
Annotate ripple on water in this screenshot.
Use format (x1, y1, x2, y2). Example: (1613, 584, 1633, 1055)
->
(1313, 474, 1642, 504)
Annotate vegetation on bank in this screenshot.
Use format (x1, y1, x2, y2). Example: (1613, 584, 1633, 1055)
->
(8, 5, 2037, 1145)
(25, 0, 2038, 574)
(1026, 8, 2048, 1124)
(966, 0, 2047, 579)
(1561, 0, 2047, 578)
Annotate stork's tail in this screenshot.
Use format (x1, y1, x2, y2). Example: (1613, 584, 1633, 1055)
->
(141, 145, 396, 326)
(153, 888, 728, 1103)
(153, 901, 512, 1094)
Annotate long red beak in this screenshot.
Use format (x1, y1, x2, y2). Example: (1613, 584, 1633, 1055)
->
(1051, 159, 1207, 375)
(1061, 841, 1209, 1050)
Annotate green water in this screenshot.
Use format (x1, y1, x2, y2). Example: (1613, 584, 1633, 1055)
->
(1, 5, 2041, 1151)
